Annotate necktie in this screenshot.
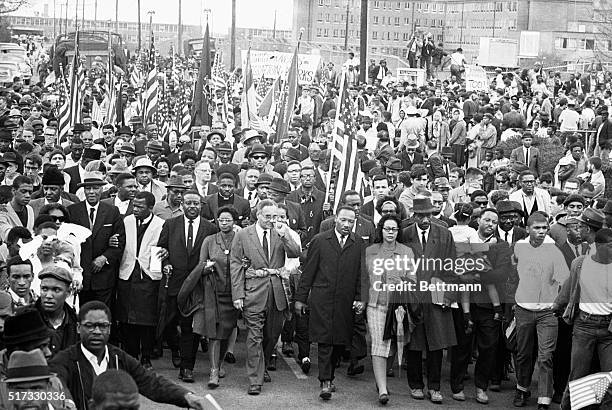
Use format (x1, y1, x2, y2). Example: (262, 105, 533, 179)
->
(262, 230, 269, 260)
(340, 235, 346, 248)
(187, 219, 194, 254)
(504, 231, 509, 242)
(575, 245, 581, 257)
(525, 147, 529, 168)
(421, 231, 427, 252)
(89, 207, 95, 225)
(248, 191, 252, 201)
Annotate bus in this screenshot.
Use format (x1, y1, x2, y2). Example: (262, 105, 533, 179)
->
(53, 30, 127, 75)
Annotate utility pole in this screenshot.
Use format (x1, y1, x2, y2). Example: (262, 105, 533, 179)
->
(359, 0, 367, 83)
(148, 10, 155, 49)
(344, 0, 350, 50)
(137, 0, 142, 51)
(492, 2, 496, 37)
(178, 0, 183, 56)
(64, 0, 68, 34)
(74, 0, 78, 29)
(115, 0, 118, 33)
(273, 10, 277, 39)
(94, 0, 97, 29)
(81, 0, 84, 29)
(230, 0, 236, 69)
(53, 0, 57, 40)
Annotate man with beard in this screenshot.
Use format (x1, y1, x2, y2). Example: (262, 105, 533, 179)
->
(49, 301, 214, 410)
(34, 265, 78, 355)
(0, 176, 34, 241)
(201, 171, 250, 226)
(67, 173, 125, 306)
(29, 166, 74, 218)
(101, 172, 137, 216)
(156, 191, 218, 382)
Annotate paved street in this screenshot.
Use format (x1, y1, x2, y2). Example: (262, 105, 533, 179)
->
(141, 329, 549, 410)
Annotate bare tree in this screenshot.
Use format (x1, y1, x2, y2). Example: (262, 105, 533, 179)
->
(594, 0, 612, 61)
(0, 0, 29, 15)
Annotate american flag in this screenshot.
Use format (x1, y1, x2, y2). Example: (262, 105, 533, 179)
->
(569, 371, 612, 409)
(130, 50, 144, 89)
(57, 31, 85, 143)
(210, 51, 226, 92)
(143, 37, 158, 126)
(104, 29, 117, 125)
(178, 84, 191, 136)
(56, 64, 71, 144)
(326, 70, 363, 212)
(157, 77, 172, 140)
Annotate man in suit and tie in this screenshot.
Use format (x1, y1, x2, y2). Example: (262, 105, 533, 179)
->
(509, 171, 552, 225)
(230, 199, 301, 395)
(319, 190, 374, 376)
(510, 132, 540, 177)
(67, 174, 125, 307)
(287, 166, 327, 246)
(201, 172, 250, 226)
(29, 167, 74, 218)
(0, 175, 35, 241)
(294, 205, 364, 400)
(116, 191, 165, 371)
(398, 136, 424, 171)
(495, 200, 528, 243)
(236, 167, 260, 209)
(402, 198, 457, 403)
(428, 146, 457, 180)
(101, 172, 137, 216)
(261, 178, 307, 243)
(156, 190, 218, 382)
(64, 146, 100, 194)
(360, 175, 390, 224)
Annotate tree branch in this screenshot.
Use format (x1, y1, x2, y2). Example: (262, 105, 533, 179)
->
(0, 0, 30, 16)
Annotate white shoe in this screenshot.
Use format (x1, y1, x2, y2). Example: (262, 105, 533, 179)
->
(476, 388, 489, 404)
(453, 391, 466, 401)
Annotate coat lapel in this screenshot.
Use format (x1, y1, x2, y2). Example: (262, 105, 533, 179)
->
(178, 216, 187, 250)
(326, 230, 342, 254)
(192, 219, 209, 255)
(92, 204, 106, 234)
(248, 226, 268, 262)
(6, 203, 21, 227)
(406, 225, 424, 256)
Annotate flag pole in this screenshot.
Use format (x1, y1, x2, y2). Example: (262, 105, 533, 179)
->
(323, 69, 346, 207)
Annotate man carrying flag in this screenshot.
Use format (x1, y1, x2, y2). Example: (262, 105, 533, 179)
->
(555, 227, 612, 409)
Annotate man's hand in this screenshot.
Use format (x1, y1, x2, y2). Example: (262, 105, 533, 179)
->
(184, 392, 217, 410)
(295, 301, 308, 316)
(322, 202, 331, 212)
(274, 222, 288, 237)
(233, 299, 244, 311)
(91, 256, 107, 273)
(353, 301, 364, 315)
(108, 234, 120, 248)
(157, 248, 169, 260)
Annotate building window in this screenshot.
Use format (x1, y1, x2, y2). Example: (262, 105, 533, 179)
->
(394, 32, 400, 41)
(394, 17, 400, 25)
(403, 32, 410, 41)
(583, 39, 595, 50)
(437, 34, 443, 42)
(424, 3, 429, 12)
(341, 29, 345, 36)
(396, 2, 401, 9)
(333, 29, 338, 37)
(404, 17, 410, 25)
(372, 31, 378, 39)
(415, 18, 421, 26)
(423, 18, 428, 26)
(416, 3, 422, 11)
(325, 13, 330, 22)
(324, 28, 329, 37)
(318, 0, 324, 5)
(374, 0, 381, 8)
(405, 1, 410, 8)
(334, 13, 340, 22)
(372, 47, 378, 53)
(374, 16, 379, 24)
(317, 13, 323, 21)
(317, 28, 323, 37)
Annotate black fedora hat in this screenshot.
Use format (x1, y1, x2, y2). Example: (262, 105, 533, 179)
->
(268, 177, 291, 194)
(255, 173, 273, 187)
(2, 308, 51, 348)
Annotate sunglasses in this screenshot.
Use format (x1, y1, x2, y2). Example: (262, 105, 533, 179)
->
(50, 216, 67, 223)
(251, 155, 267, 160)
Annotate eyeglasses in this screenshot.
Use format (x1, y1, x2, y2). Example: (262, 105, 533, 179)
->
(24, 165, 39, 170)
(251, 155, 267, 160)
(476, 201, 489, 207)
(261, 215, 278, 220)
(81, 322, 111, 332)
(382, 227, 399, 232)
(381, 209, 396, 214)
(521, 180, 536, 184)
(218, 218, 233, 224)
(495, 179, 508, 184)
(301, 175, 314, 179)
(50, 216, 67, 223)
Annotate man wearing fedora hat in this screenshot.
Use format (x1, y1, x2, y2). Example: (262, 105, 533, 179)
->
(67, 174, 125, 307)
(152, 176, 186, 220)
(398, 134, 424, 171)
(548, 194, 585, 244)
(495, 200, 528, 244)
(29, 166, 74, 219)
(238, 143, 280, 190)
(145, 140, 164, 164)
(116, 142, 136, 167)
(1, 349, 71, 409)
(64, 147, 100, 194)
(231, 129, 262, 165)
(132, 157, 167, 203)
(402, 197, 457, 403)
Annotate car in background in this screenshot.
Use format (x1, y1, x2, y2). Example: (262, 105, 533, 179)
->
(0, 61, 21, 85)
(0, 43, 32, 83)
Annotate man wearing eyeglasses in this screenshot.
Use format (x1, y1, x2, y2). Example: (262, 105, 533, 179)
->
(238, 143, 280, 190)
(509, 170, 552, 226)
(50, 301, 214, 410)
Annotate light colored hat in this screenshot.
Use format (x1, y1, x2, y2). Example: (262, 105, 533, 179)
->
(132, 157, 156, 172)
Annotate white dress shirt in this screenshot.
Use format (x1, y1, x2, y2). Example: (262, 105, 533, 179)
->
(335, 229, 348, 247)
(114, 197, 130, 215)
(498, 227, 514, 242)
(85, 202, 100, 227)
(416, 225, 429, 249)
(81, 344, 109, 376)
(184, 216, 200, 247)
(255, 223, 271, 251)
(243, 187, 258, 207)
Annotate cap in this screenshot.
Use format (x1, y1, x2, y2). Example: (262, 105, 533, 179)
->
(38, 265, 73, 285)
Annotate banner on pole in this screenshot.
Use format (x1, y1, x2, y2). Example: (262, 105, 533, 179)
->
(396, 67, 426, 87)
(241, 50, 321, 85)
(465, 65, 489, 92)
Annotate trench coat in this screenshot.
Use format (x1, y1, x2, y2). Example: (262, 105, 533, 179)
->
(401, 223, 458, 351)
(295, 229, 364, 346)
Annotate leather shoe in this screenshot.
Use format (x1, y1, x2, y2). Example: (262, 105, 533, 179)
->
(386, 368, 395, 377)
(300, 357, 311, 374)
(247, 385, 261, 395)
(140, 358, 153, 371)
(224, 352, 236, 364)
(320, 381, 332, 400)
(179, 368, 194, 383)
(513, 389, 529, 407)
(347, 361, 364, 376)
(282, 342, 294, 356)
(263, 370, 271, 383)
(410, 388, 425, 400)
(267, 354, 277, 371)
(171, 350, 181, 369)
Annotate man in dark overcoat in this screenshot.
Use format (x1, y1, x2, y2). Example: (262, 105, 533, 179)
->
(295, 205, 364, 401)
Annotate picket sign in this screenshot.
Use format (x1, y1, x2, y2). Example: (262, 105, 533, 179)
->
(465, 64, 489, 91)
(240, 50, 321, 85)
(396, 67, 426, 87)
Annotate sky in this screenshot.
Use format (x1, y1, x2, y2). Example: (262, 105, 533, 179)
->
(20, 0, 293, 35)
